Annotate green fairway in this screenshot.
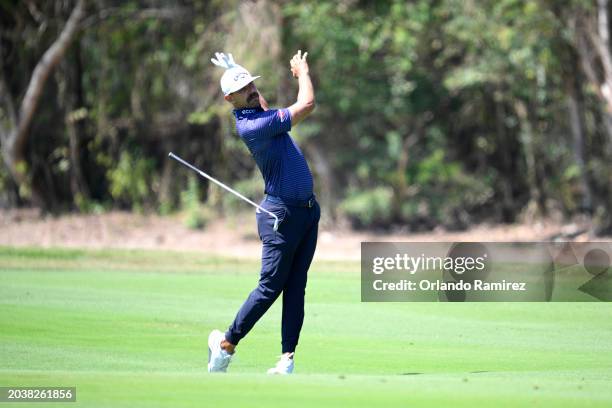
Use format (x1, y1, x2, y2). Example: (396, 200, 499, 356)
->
(1, 246, 611, 407)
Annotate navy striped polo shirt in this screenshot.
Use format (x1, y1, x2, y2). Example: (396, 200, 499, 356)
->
(233, 107, 313, 201)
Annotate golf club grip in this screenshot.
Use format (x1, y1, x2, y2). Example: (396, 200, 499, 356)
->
(168, 152, 280, 231)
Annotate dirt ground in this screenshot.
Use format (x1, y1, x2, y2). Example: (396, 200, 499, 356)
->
(0, 209, 602, 260)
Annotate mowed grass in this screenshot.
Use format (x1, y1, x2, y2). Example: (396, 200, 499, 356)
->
(1, 246, 611, 407)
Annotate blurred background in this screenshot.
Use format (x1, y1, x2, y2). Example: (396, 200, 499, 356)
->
(1, 0, 612, 254)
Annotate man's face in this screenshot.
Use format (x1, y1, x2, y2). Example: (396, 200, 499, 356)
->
(225, 82, 260, 108)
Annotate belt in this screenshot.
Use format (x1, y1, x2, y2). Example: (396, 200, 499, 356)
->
(265, 193, 316, 208)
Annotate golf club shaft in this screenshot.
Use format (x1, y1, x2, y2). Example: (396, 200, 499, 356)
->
(168, 152, 279, 231)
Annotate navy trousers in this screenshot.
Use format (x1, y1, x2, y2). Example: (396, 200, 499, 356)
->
(225, 195, 320, 353)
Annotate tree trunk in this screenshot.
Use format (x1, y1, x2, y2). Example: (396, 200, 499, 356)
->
(573, 3, 612, 154)
(494, 97, 515, 222)
(158, 153, 177, 210)
(566, 56, 593, 213)
(392, 123, 420, 221)
(514, 100, 545, 219)
(0, 0, 85, 205)
(66, 38, 90, 203)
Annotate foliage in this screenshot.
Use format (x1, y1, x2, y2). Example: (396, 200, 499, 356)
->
(341, 187, 394, 228)
(405, 149, 495, 229)
(108, 150, 157, 212)
(220, 172, 264, 215)
(0, 0, 610, 232)
(180, 175, 213, 230)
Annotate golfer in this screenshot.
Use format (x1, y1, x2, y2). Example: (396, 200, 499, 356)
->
(207, 51, 320, 374)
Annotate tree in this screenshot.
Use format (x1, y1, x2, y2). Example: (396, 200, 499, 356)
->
(0, 0, 85, 207)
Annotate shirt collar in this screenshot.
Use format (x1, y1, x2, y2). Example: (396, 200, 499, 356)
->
(233, 106, 264, 117)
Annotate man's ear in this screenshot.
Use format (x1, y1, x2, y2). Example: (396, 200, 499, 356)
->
(224, 94, 232, 102)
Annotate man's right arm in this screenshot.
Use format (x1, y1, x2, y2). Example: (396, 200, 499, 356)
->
(288, 50, 315, 126)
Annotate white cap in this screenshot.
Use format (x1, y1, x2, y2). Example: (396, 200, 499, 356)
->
(220, 66, 261, 95)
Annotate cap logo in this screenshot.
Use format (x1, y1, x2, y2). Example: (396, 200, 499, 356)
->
(234, 72, 249, 81)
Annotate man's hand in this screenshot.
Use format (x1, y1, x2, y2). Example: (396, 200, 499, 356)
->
(290, 50, 309, 78)
(288, 50, 315, 126)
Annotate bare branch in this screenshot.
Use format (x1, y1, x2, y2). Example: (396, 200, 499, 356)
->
(598, 0, 610, 47)
(573, 14, 611, 105)
(576, 33, 600, 88)
(25, 0, 45, 25)
(585, 17, 612, 92)
(8, 0, 86, 155)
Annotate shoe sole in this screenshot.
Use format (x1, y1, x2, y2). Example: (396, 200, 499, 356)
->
(267, 364, 294, 375)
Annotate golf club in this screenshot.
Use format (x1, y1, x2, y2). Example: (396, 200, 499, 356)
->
(168, 152, 279, 231)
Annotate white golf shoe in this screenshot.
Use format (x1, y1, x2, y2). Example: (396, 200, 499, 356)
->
(207, 329, 233, 373)
(266, 353, 294, 375)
